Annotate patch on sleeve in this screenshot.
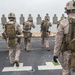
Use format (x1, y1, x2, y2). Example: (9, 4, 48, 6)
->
(60, 19, 68, 27)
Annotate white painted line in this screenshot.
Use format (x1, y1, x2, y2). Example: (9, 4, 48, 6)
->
(38, 66, 51, 70)
(46, 62, 62, 69)
(2, 63, 32, 72)
(38, 62, 62, 70)
(2, 66, 32, 72)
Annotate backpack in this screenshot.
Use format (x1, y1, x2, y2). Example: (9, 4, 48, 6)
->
(23, 21, 31, 38)
(5, 22, 16, 39)
(23, 21, 31, 31)
(64, 18, 75, 52)
(68, 18, 75, 68)
(68, 18, 75, 51)
(41, 20, 49, 32)
(62, 18, 75, 68)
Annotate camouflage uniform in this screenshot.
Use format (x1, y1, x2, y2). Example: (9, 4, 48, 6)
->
(41, 19, 52, 50)
(54, 16, 75, 75)
(53, 1, 75, 74)
(23, 20, 35, 52)
(3, 13, 22, 66)
(9, 22, 22, 64)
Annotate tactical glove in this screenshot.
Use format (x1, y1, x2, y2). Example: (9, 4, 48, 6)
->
(2, 32, 7, 40)
(53, 56, 58, 63)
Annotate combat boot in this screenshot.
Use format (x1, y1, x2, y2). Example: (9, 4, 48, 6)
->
(14, 61, 19, 67)
(46, 47, 50, 51)
(26, 49, 30, 52)
(25, 48, 26, 51)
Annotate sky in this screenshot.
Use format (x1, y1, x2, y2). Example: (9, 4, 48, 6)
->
(0, 0, 71, 22)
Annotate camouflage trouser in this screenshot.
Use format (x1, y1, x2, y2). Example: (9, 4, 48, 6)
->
(24, 38, 31, 51)
(62, 51, 71, 75)
(8, 43, 20, 64)
(41, 32, 49, 48)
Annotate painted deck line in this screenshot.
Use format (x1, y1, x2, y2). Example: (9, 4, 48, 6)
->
(38, 61, 62, 70)
(2, 63, 32, 72)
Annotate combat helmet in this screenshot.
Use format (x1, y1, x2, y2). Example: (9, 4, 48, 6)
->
(28, 18, 33, 22)
(8, 12, 15, 19)
(45, 16, 49, 21)
(65, 0, 75, 14)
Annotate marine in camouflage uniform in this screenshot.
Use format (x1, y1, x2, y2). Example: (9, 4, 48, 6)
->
(23, 19, 35, 52)
(41, 17, 52, 51)
(53, 0, 75, 75)
(3, 13, 22, 67)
